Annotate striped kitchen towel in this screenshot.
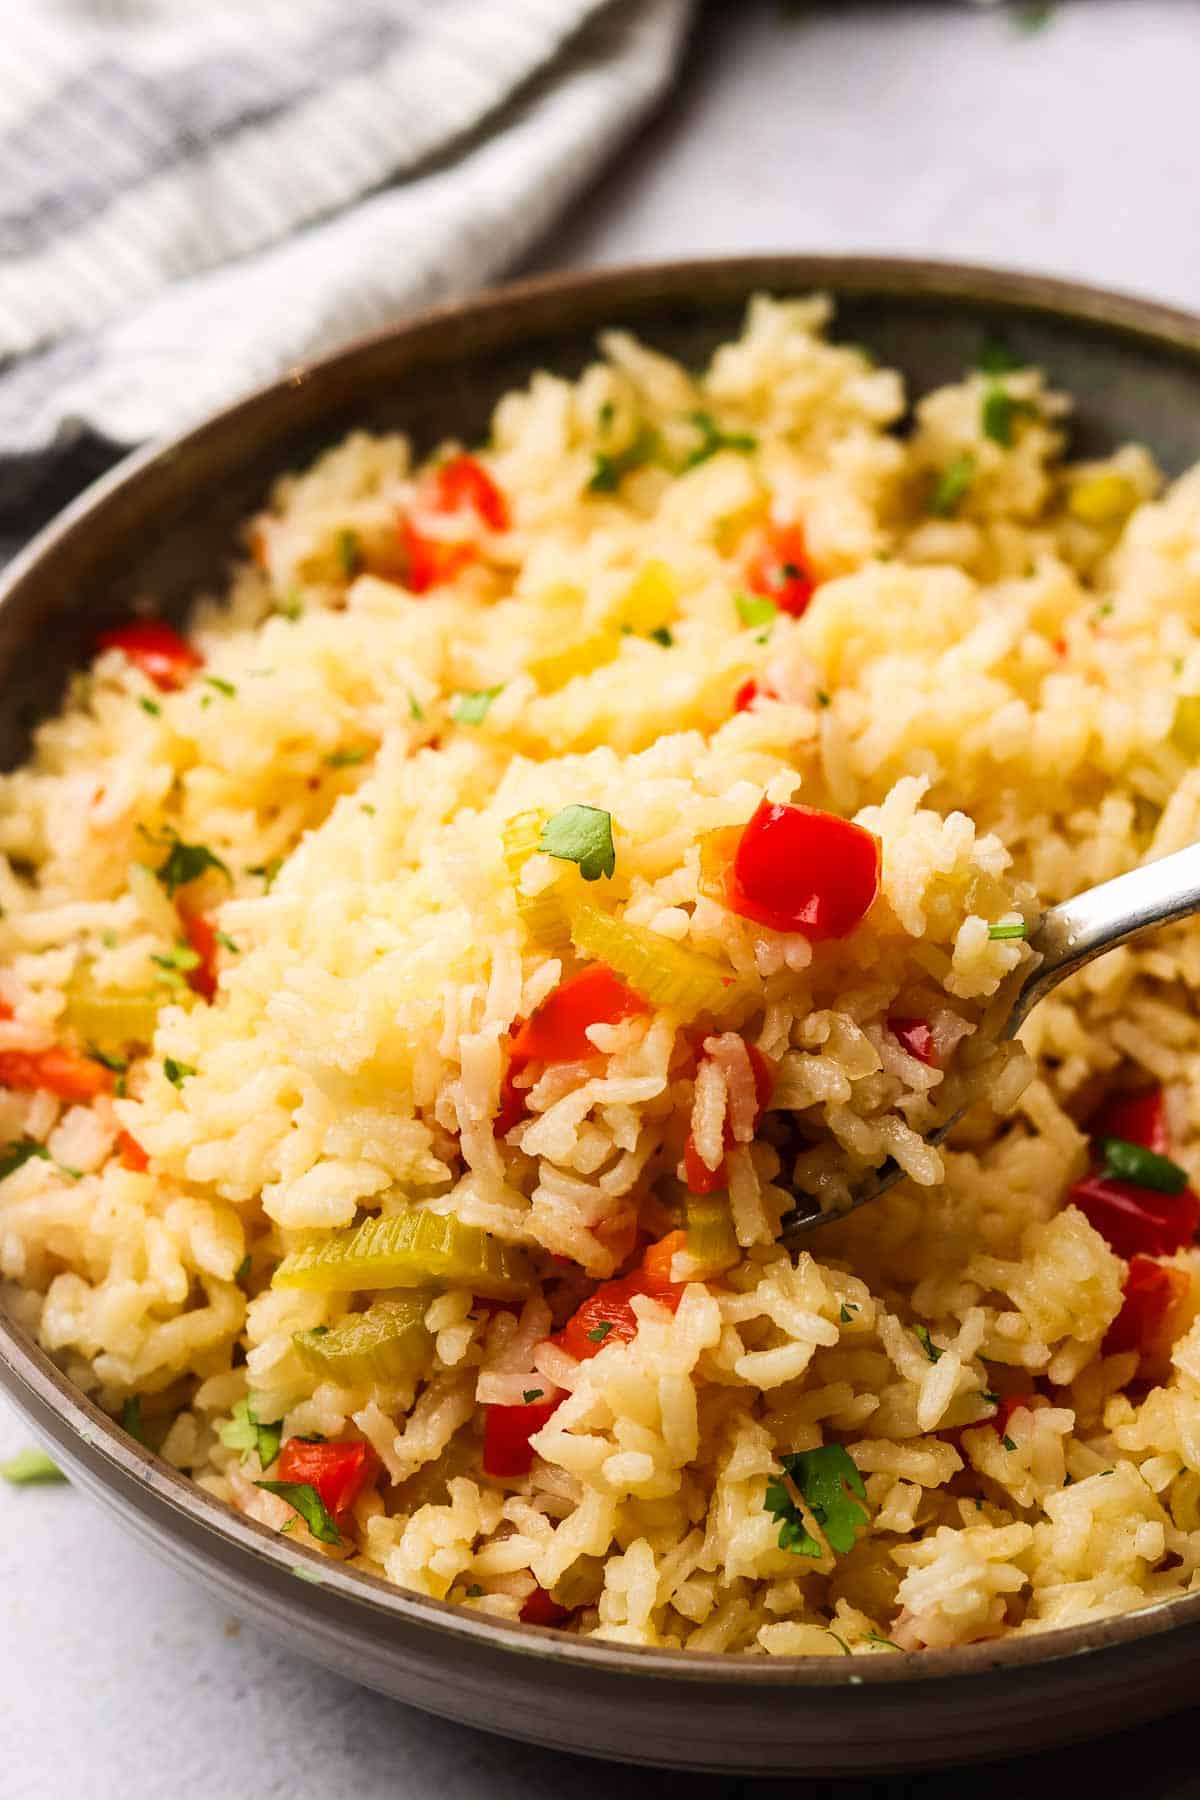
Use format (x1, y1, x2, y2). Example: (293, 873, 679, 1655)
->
(0, 0, 691, 474)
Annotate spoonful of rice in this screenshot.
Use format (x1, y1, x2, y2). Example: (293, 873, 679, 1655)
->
(779, 842, 1200, 1244)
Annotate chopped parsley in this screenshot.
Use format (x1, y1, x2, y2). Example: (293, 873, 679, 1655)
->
(163, 1058, 197, 1088)
(204, 675, 236, 698)
(408, 691, 425, 722)
(988, 920, 1028, 940)
(979, 341, 1024, 375)
(0, 1447, 65, 1485)
(736, 592, 778, 630)
(121, 1396, 146, 1444)
(816, 689, 831, 708)
(151, 942, 201, 989)
(522, 1388, 544, 1404)
(764, 1445, 870, 1558)
(1002, 1435, 1017, 1453)
(981, 1390, 1000, 1407)
(248, 856, 283, 891)
(930, 453, 977, 517)
(452, 687, 503, 726)
(913, 1324, 943, 1363)
(235, 1254, 252, 1284)
(277, 591, 304, 623)
(87, 1045, 128, 1095)
(465, 1584, 484, 1598)
(649, 626, 674, 647)
(1100, 1136, 1189, 1196)
(337, 529, 363, 579)
(139, 697, 162, 717)
(981, 381, 1037, 448)
(839, 1304, 856, 1324)
(588, 424, 658, 493)
(325, 747, 368, 768)
(586, 1319, 615, 1344)
(219, 1396, 282, 1469)
(154, 834, 231, 898)
(682, 410, 757, 470)
(0, 1139, 51, 1182)
(215, 930, 239, 954)
(256, 1479, 341, 1544)
(539, 805, 616, 882)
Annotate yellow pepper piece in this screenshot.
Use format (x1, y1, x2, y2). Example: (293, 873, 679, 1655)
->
(1172, 696, 1200, 759)
(274, 1209, 532, 1299)
(1067, 473, 1139, 527)
(502, 811, 571, 949)
(614, 559, 679, 635)
(568, 901, 746, 1023)
(529, 627, 621, 692)
(684, 1194, 740, 1276)
(63, 983, 160, 1056)
(293, 1294, 434, 1386)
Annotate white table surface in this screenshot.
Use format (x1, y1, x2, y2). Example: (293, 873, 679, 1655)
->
(5, 4, 1200, 1794)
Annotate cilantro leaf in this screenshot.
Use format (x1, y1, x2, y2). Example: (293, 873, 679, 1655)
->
(151, 942, 201, 990)
(930, 454, 977, 517)
(1100, 1136, 1189, 1195)
(139, 697, 161, 717)
(256, 1479, 341, 1545)
(452, 687, 503, 726)
(839, 1303, 856, 1323)
(586, 1319, 615, 1344)
(0, 1447, 65, 1485)
(522, 1388, 544, 1403)
(204, 675, 236, 698)
(914, 1324, 943, 1364)
(736, 592, 778, 629)
(588, 424, 659, 493)
(539, 805, 615, 882)
(325, 746, 368, 767)
(981, 381, 1038, 448)
(649, 626, 674, 647)
(0, 1138, 51, 1182)
(408, 691, 425, 722)
(770, 1445, 870, 1557)
(155, 834, 231, 898)
(163, 1058, 197, 1088)
(219, 1396, 282, 1469)
(248, 856, 284, 891)
(215, 930, 239, 955)
(682, 410, 757, 470)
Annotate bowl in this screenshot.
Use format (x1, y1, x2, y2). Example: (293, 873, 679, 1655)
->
(4, 256, 1200, 1775)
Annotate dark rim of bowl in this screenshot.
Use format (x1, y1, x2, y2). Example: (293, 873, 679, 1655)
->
(3, 253, 1200, 1690)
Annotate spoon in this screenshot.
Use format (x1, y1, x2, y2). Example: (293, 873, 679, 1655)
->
(778, 840, 1200, 1245)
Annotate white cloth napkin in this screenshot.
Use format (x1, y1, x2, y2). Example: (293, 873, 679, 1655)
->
(0, 0, 692, 467)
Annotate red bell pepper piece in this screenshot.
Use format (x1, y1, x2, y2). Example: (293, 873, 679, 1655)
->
(432, 453, 509, 531)
(683, 1042, 775, 1192)
(510, 965, 648, 1066)
(117, 1131, 149, 1172)
(493, 1051, 530, 1138)
(482, 1394, 562, 1478)
(1089, 1087, 1169, 1156)
(720, 799, 880, 940)
(1103, 1255, 1191, 1358)
(1069, 1169, 1200, 1260)
(398, 517, 476, 595)
(890, 1017, 937, 1066)
(992, 1394, 1036, 1437)
(554, 1232, 687, 1362)
(0, 1045, 113, 1103)
(276, 1437, 378, 1523)
(520, 1586, 569, 1627)
(97, 620, 202, 691)
(745, 522, 815, 618)
(180, 907, 219, 1003)
(734, 679, 761, 713)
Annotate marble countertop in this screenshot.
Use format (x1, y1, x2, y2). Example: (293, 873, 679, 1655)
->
(5, 3, 1200, 1793)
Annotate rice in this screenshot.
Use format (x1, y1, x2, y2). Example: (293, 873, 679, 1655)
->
(3, 293, 1200, 1658)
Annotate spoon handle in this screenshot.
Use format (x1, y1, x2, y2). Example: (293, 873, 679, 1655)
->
(1014, 841, 1200, 1029)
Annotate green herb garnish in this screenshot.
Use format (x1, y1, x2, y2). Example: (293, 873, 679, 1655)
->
(408, 692, 425, 722)
(235, 1254, 252, 1284)
(337, 529, 363, 579)
(588, 425, 658, 493)
(325, 747, 368, 767)
(764, 1445, 870, 1558)
(204, 675, 236, 698)
(248, 857, 283, 891)
(736, 592, 778, 630)
(930, 453, 977, 517)
(215, 931, 239, 954)
(649, 626, 674, 647)
(163, 1058, 197, 1088)
(220, 1396, 282, 1470)
(0, 1447, 65, 1485)
(816, 689, 831, 708)
(981, 381, 1037, 448)
(979, 340, 1024, 375)
(452, 687, 503, 726)
(465, 1584, 484, 1598)
(139, 697, 161, 717)
(151, 942, 201, 988)
(1100, 1136, 1189, 1196)
(0, 1139, 51, 1182)
(1002, 1435, 1017, 1452)
(155, 834, 231, 898)
(522, 1388, 545, 1404)
(682, 410, 757, 470)
(256, 1479, 341, 1545)
(539, 805, 616, 882)
(914, 1324, 943, 1363)
(839, 1304, 855, 1324)
(988, 920, 1028, 940)
(586, 1319, 615, 1344)
(277, 591, 304, 622)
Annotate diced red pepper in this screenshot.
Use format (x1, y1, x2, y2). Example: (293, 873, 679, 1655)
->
(97, 620, 202, 691)
(992, 1394, 1036, 1437)
(494, 1051, 530, 1137)
(510, 965, 648, 1066)
(1089, 1087, 1169, 1156)
(520, 1585, 569, 1628)
(745, 523, 815, 619)
(683, 1042, 775, 1192)
(1103, 1255, 1191, 1358)
(891, 1017, 937, 1066)
(0, 1045, 113, 1103)
(180, 907, 219, 1003)
(734, 679, 760, 713)
(117, 1131, 149, 1172)
(432, 453, 509, 532)
(276, 1437, 378, 1523)
(554, 1233, 686, 1362)
(398, 516, 477, 595)
(1069, 1169, 1200, 1260)
(720, 799, 880, 940)
(482, 1394, 562, 1478)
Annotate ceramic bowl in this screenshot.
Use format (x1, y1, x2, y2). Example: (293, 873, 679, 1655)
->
(4, 257, 1200, 1775)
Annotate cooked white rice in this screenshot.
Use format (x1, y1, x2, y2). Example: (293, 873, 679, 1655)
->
(4, 294, 1200, 1658)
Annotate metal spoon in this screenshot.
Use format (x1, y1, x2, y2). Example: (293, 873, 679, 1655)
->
(778, 841, 1200, 1245)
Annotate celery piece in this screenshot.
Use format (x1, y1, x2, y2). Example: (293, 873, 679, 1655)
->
(293, 1294, 435, 1385)
(274, 1209, 531, 1299)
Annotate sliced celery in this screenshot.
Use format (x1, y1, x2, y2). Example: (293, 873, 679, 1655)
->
(274, 1209, 531, 1299)
(63, 983, 160, 1056)
(569, 901, 747, 1023)
(293, 1294, 434, 1385)
(685, 1194, 740, 1275)
(1066, 472, 1138, 527)
(502, 810, 571, 949)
